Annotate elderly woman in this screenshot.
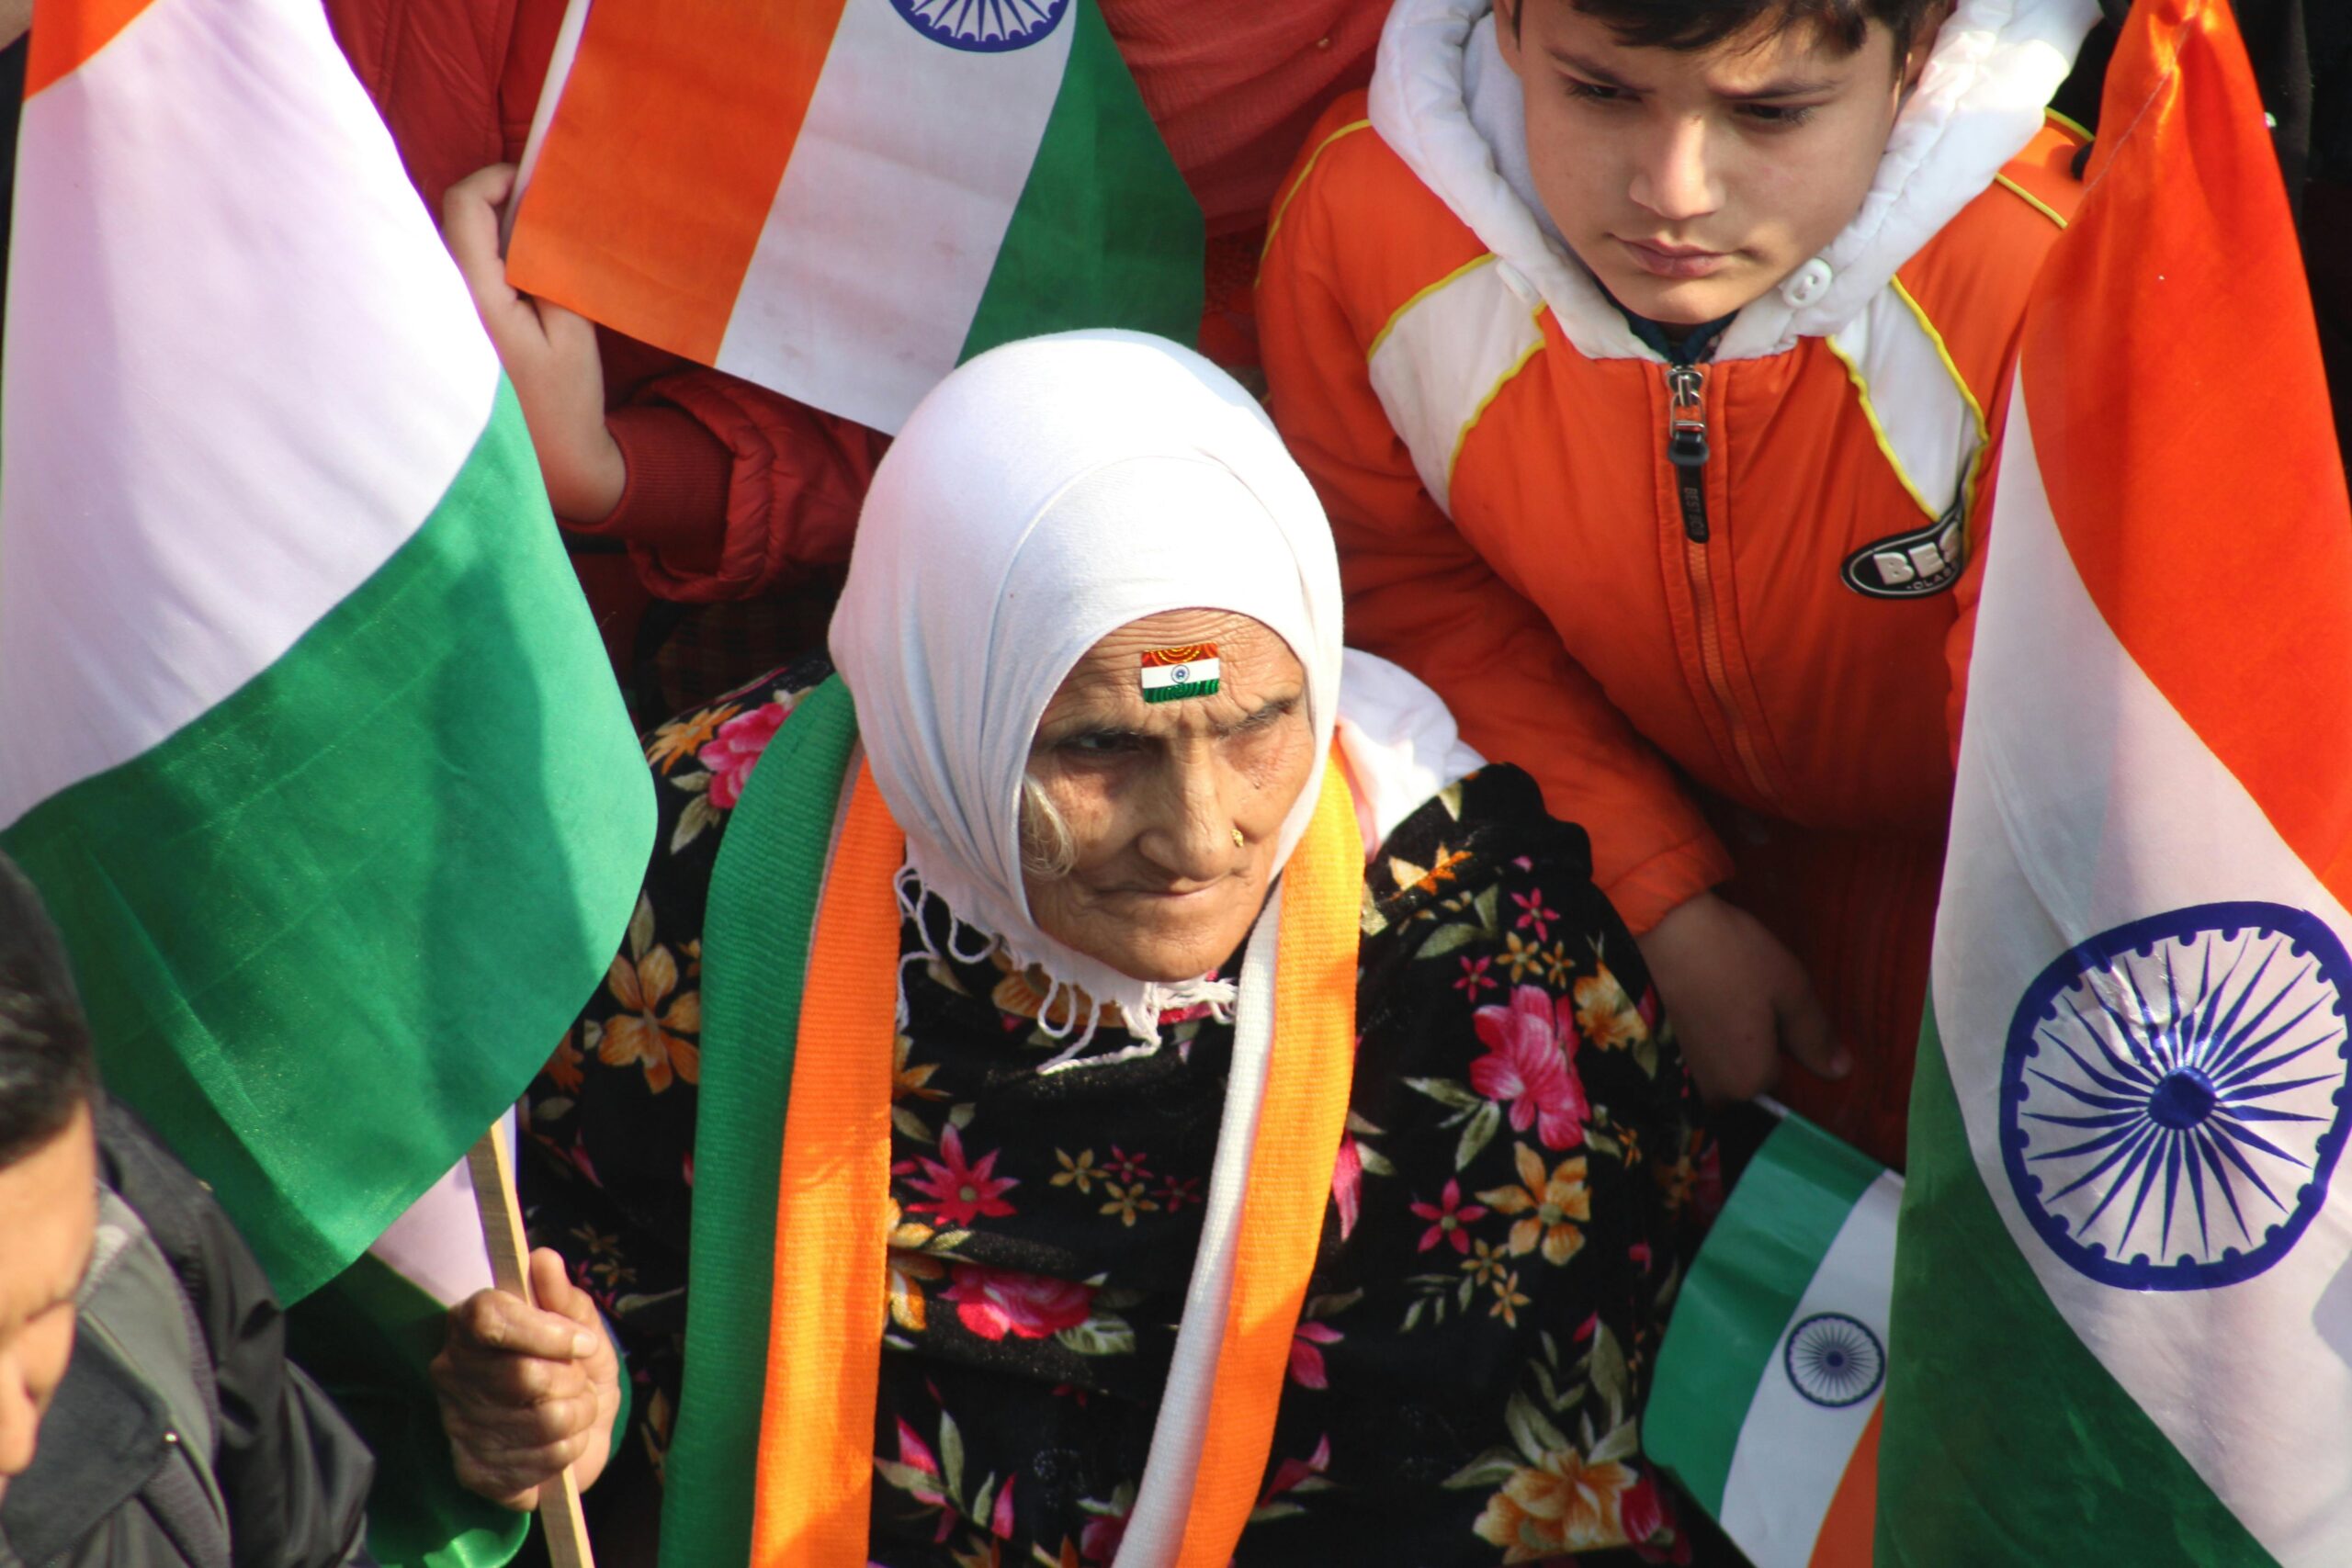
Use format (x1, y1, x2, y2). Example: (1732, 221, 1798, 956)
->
(442, 333, 1714, 1565)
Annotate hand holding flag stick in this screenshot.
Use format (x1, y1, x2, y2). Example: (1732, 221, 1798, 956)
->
(465, 1124, 602, 1568)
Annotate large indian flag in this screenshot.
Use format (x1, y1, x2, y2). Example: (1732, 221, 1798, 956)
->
(503, 0, 1204, 436)
(1876, 0, 2352, 1560)
(0, 0, 652, 1558)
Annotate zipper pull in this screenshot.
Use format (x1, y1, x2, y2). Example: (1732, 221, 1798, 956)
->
(1665, 363, 1710, 542)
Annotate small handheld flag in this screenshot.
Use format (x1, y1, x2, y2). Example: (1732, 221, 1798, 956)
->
(1646, 1114, 1895, 1567)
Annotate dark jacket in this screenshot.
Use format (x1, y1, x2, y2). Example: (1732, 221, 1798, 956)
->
(0, 1101, 376, 1568)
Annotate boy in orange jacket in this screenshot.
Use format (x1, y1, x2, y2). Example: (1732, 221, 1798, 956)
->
(1260, 0, 2098, 1165)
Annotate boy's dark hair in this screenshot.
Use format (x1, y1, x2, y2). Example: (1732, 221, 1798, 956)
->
(0, 855, 96, 1166)
(1518, 0, 1944, 60)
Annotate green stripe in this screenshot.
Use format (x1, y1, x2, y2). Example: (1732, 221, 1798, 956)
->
(1142, 678, 1221, 705)
(1877, 1005, 2272, 1564)
(958, 0, 1204, 362)
(2, 380, 653, 1304)
(1645, 1112, 1881, 1515)
(658, 676, 859, 1568)
(285, 1255, 531, 1568)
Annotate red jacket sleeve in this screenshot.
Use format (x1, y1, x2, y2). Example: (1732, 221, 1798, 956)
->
(576, 355, 890, 604)
(1256, 107, 1728, 932)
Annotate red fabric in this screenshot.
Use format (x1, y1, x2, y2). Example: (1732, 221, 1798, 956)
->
(1103, 0, 1385, 237)
(325, 0, 885, 604)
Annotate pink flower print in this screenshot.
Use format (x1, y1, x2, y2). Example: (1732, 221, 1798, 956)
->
(1623, 1471, 1692, 1562)
(1408, 1179, 1490, 1254)
(1510, 887, 1560, 943)
(1329, 1134, 1363, 1240)
(1469, 985, 1591, 1150)
(942, 1264, 1096, 1341)
(695, 699, 792, 810)
(1154, 1175, 1202, 1213)
(1258, 1435, 1333, 1509)
(1454, 955, 1498, 998)
(1080, 1505, 1129, 1562)
(899, 1124, 1019, 1226)
(990, 1472, 1017, 1540)
(1288, 1321, 1342, 1389)
(888, 1416, 955, 1541)
(1103, 1145, 1151, 1184)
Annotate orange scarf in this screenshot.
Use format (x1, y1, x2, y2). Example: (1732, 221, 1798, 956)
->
(749, 758, 1361, 1565)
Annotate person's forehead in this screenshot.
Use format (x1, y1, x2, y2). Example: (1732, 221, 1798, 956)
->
(1040, 615, 1300, 723)
(1539, 3, 1880, 90)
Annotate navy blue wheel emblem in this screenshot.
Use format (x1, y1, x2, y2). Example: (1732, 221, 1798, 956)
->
(2000, 901, 2352, 1292)
(1783, 1313, 1885, 1408)
(890, 0, 1069, 51)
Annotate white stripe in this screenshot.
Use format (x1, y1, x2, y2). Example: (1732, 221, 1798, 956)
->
(1825, 284, 1985, 522)
(1364, 255, 1544, 515)
(1935, 373, 2352, 1565)
(368, 1113, 513, 1310)
(1141, 658, 1221, 691)
(714, 0, 1071, 435)
(0, 0, 499, 829)
(1114, 881, 1285, 1568)
(1717, 1171, 1900, 1568)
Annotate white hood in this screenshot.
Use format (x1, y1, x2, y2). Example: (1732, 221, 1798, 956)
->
(1369, 0, 2098, 361)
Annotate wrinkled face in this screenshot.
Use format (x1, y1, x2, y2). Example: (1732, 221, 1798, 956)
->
(0, 1104, 96, 1505)
(1023, 610, 1317, 984)
(1500, 0, 1938, 324)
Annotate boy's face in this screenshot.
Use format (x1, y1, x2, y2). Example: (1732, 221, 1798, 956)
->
(0, 1106, 96, 1506)
(1500, 0, 1939, 325)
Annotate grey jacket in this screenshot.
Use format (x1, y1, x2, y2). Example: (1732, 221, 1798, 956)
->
(0, 1101, 376, 1568)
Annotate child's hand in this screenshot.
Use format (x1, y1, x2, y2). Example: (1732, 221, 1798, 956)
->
(440, 164, 628, 525)
(1635, 890, 1848, 1103)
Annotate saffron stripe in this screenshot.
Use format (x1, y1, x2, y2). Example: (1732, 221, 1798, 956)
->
(505, 0, 851, 365)
(1807, 1403, 1882, 1568)
(2025, 0, 2352, 907)
(748, 762, 902, 1566)
(24, 0, 150, 96)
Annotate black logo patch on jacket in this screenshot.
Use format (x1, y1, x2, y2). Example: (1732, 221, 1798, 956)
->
(1842, 501, 1967, 599)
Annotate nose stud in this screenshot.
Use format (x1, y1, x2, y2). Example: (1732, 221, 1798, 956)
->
(1231, 828, 1247, 849)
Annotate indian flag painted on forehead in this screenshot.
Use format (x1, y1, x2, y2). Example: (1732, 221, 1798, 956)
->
(504, 0, 1203, 436)
(1140, 643, 1221, 703)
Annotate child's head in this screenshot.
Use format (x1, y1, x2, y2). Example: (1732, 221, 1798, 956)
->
(1498, 0, 1951, 324)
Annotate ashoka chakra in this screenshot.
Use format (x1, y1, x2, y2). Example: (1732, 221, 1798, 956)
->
(1783, 1312, 1885, 1408)
(890, 0, 1069, 51)
(1999, 901, 2352, 1292)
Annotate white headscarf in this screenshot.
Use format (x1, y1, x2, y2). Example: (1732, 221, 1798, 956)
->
(829, 331, 1345, 1043)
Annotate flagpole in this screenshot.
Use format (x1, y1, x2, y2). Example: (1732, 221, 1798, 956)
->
(500, 0, 592, 253)
(466, 1124, 600, 1568)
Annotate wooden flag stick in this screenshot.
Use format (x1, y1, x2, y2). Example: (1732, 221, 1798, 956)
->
(467, 1123, 599, 1568)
